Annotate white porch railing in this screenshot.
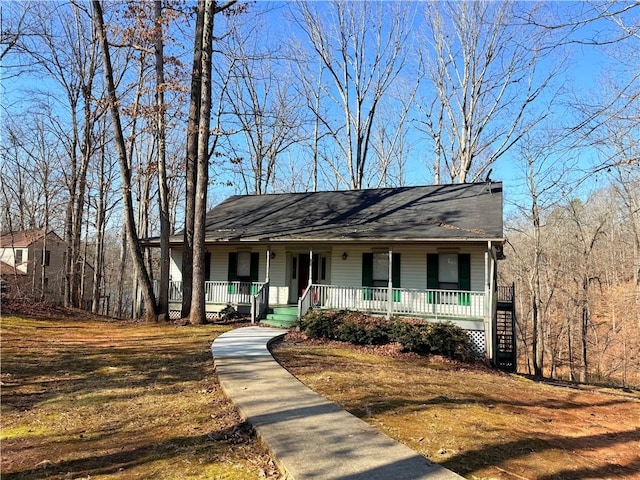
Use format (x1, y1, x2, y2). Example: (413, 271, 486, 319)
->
(251, 282, 269, 324)
(169, 281, 182, 302)
(204, 281, 265, 305)
(156, 280, 265, 305)
(156, 280, 484, 321)
(298, 285, 313, 320)
(152, 280, 183, 302)
(306, 284, 485, 320)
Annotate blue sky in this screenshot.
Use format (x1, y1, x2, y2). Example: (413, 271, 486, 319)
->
(1, 1, 638, 230)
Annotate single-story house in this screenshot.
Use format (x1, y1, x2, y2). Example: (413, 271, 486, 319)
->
(148, 182, 515, 366)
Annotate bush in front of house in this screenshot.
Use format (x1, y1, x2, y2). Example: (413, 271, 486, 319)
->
(337, 312, 393, 345)
(299, 309, 342, 340)
(388, 318, 430, 354)
(299, 310, 472, 360)
(426, 321, 473, 358)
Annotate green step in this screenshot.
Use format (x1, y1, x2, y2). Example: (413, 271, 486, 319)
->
(265, 312, 298, 321)
(260, 317, 298, 328)
(260, 305, 299, 328)
(266, 306, 299, 315)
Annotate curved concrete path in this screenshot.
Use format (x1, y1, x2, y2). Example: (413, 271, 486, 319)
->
(212, 326, 464, 480)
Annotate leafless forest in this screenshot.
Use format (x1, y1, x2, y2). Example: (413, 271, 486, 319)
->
(1, 1, 638, 386)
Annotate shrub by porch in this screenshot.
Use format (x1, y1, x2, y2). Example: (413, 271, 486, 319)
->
(300, 309, 473, 360)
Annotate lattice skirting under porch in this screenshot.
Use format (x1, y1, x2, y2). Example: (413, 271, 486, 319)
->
(168, 310, 218, 321)
(467, 330, 485, 356)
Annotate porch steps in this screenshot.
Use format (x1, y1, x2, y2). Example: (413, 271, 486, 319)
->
(260, 305, 299, 328)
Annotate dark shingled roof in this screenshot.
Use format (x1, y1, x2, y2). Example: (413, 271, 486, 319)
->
(187, 182, 503, 244)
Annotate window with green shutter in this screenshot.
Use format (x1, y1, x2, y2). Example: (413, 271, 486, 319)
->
(228, 252, 259, 294)
(362, 252, 401, 301)
(458, 253, 471, 306)
(227, 252, 238, 294)
(427, 253, 471, 305)
(250, 252, 260, 294)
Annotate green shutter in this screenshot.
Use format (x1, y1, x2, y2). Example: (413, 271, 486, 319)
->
(228, 252, 238, 294)
(392, 253, 401, 302)
(250, 252, 260, 294)
(362, 253, 373, 300)
(458, 253, 471, 306)
(427, 254, 439, 303)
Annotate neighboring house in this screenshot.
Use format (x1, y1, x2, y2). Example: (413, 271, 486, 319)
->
(149, 182, 516, 368)
(0, 229, 92, 304)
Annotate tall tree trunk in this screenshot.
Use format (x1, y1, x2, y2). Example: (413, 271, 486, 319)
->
(92, 137, 106, 314)
(93, 0, 157, 321)
(181, 1, 205, 318)
(40, 164, 51, 302)
(116, 224, 127, 318)
(154, 0, 170, 321)
(529, 163, 544, 378)
(580, 278, 590, 383)
(189, 0, 215, 325)
(70, 22, 97, 308)
(63, 105, 79, 308)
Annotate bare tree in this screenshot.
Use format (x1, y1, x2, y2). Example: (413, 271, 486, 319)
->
(0, 115, 67, 300)
(180, 0, 238, 321)
(184, 0, 238, 324)
(180, 0, 205, 318)
(154, 0, 171, 321)
(189, 0, 215, 325)
(14, 2, 105, 307)
(369, 80, 419, 188)
(418, 1, 562, 184)
(221, 18, 304, 195)
(89, 118, 120, 315)
(293, 1, 414, 190)
(289, 47, 335, 192)
(516, 132, 574, 377)
(0, 1, 33, 64)
(598, 124, 640, 332)
(93, 0, 157, 321)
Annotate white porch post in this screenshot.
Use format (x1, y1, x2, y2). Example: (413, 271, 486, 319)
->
(485, 243, 490, 319)
(265, 247, 271, 284)
(308, 248, 314, 288)
(387, 247, 393, 319)
(485, 241, 494, 361)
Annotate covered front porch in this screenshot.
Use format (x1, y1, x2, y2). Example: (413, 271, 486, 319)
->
(158, 279, 488, 326)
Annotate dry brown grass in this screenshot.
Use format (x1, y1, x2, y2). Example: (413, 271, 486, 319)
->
(1, 312, 280, 480)
(272, 333, 640, 480)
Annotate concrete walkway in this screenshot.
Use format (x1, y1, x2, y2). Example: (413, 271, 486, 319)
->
(212, 326, 464, 480)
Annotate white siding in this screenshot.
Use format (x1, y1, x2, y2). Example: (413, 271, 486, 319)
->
(329, 244, 487, 291)
(470, 249, 485, 292)
(268, 246, 289, 305)
(0, 247, 28, 273)
(329, 248, 359, 287)
(169, 249, 182, 282)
